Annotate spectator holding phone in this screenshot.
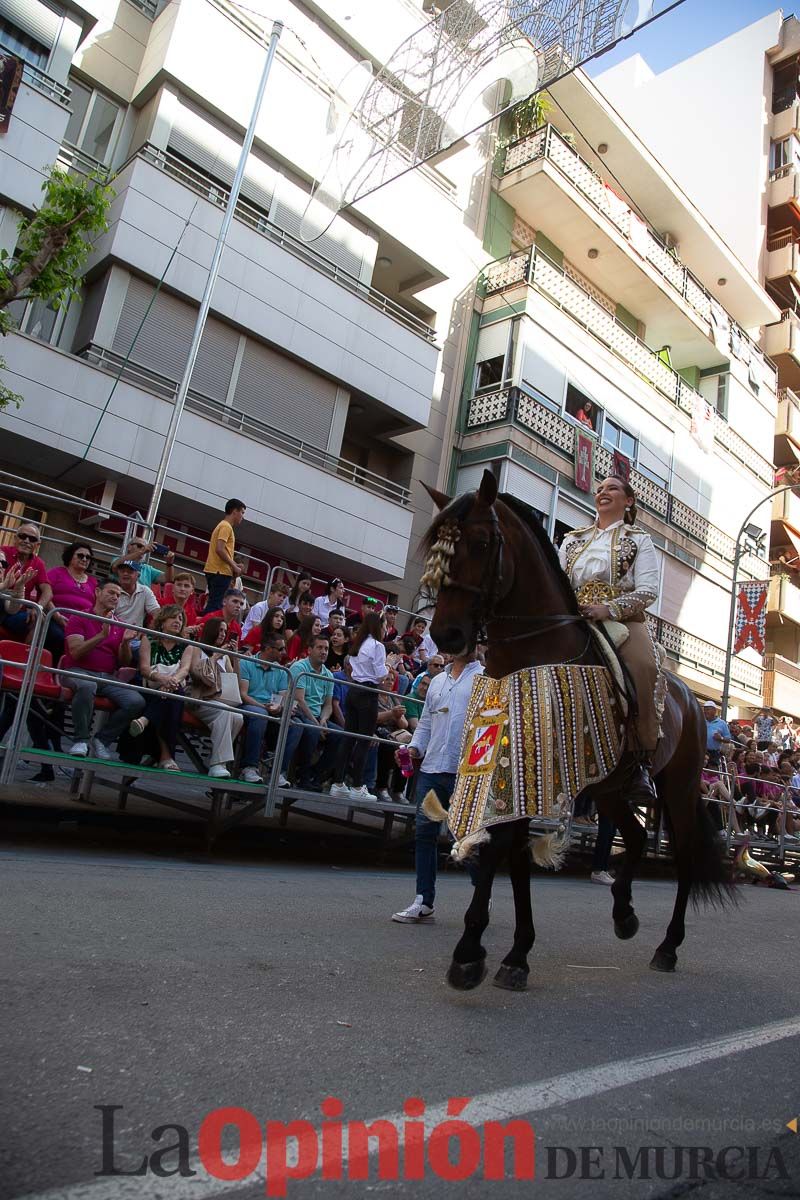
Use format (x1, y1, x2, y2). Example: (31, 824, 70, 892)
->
(112, 537, 174, 588)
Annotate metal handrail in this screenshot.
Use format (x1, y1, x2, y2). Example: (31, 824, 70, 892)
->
(123, 0, 159, 17)
(0, 43, 70, 106)
(503, 123, 773, 376)
(80, 343, 412, 507)
(56, 141, 107, 176)
(120, 143, 437, 344)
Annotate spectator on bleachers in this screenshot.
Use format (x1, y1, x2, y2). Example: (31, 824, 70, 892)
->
(241, 584, 288, 641)
(1, 523, 51, 641)
(330, 612, 387, 802)
(285, 571, 312, 615)
(114, 562, 160, 629)
(157, 571, 202, 638)
(376, 666, 409, 738)
(111, 537, 174, 588)
(278, 633, 335, 791)
(346, 595, 377, 630)
(46, 543, 97, 658)
(63, 579, 146, 760)
(198, 589, 246, 643)
(203, 499, 246, 613)
(327, 610, 346, 636)
(285, 593, 314, 633)
(239, 630, 288, 784)
(727, 719, 748, 747)
(776, 715, 796, 751)
(326, 625, 349, 671)
(0, 559, 36, 630)
(753, 708, 775, 750)
(312, 578, 345, 625)
(402, 671, 431, 732)
(286, 614, 322, 663)
(241, 605, 286, 652)
(382, 604, 399, 644)
(703, 700, 731, 769)
(187, 618, 244, 780)
(131, 605, 193, 771)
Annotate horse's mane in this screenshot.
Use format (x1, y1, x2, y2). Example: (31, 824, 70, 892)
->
(497, 492, 581, 617)
(420, 488, 581, 618)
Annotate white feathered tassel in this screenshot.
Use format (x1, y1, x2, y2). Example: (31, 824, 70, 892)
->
(529, 831, 569, 871)
(451, 828, 491, 862)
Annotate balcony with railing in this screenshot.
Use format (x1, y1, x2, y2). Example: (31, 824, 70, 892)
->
(776, 387, 800, 443)
(0, 50, 72, 210)
(768, 574, 800, 627)
(481, 247, 774, 486)
(765, 310, 800, 375)
(648, 615, 762, 698)
(499, 124, 771, 372)
(763, 653, 800, 714)
(767, 228, 800, 281)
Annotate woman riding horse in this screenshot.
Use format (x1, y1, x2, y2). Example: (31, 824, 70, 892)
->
(559, 474, 663, 801)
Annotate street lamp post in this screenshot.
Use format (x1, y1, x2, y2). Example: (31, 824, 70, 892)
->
(720, 482, 798, 719)
(144, 19, 283, 536)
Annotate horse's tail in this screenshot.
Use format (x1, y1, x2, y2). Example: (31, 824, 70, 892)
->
(659, 789, 737, 908)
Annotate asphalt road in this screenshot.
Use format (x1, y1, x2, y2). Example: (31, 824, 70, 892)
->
(2, 838, 799, 1200)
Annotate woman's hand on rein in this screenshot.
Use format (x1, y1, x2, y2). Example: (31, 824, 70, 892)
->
(581, 603, 612, 621)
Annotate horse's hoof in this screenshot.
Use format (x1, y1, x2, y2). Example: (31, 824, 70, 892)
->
(649, 950, 677, 973)
(492, 964, 529, 991)
(614, 914, 640, 940)
(446, 959, 487, 991)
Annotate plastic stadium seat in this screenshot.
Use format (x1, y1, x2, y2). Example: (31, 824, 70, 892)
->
(0, 641, 62, 699)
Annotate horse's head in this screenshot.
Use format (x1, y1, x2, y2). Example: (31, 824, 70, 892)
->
(420, 470, 513, 654)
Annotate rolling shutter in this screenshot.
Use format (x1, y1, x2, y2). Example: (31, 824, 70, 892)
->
(503, 462, 553, 514)
(232, 339, 336, 448)
(0, 0, 62, 49)
(270, 172, 369, 281)
(112, 276, 238, 403)
(455, 463, 490, 493)
(168, 96, 276, 214)
(520, 342, 566, 406)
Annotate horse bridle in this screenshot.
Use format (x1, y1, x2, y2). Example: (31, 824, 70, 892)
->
(442, 505, 590, 647)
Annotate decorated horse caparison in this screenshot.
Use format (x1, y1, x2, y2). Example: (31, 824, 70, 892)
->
(420, 470, 731, 990)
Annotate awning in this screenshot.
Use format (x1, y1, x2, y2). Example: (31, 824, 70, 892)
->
(779, 520, 800, 563)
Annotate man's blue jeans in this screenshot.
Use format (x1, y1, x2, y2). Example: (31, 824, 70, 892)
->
(281, 712, 334, 787)
(415, 770, 457, 908)
(242, 703, 272, 768)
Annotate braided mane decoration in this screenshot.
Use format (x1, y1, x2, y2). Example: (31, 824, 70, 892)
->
(419, 520, 461, 598)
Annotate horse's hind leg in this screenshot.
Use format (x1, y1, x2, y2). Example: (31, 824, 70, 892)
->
(493, 823, 534, 991)
(447, 827, 507, 991)
(607, 800, 648, 941)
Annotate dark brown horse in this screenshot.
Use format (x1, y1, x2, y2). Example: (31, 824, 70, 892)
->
(423, 470, 731, 990)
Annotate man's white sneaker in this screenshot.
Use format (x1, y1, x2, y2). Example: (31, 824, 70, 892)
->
(591, 870, 614, 885)
(69, 741, 89, 757)
(277, 773, 291, 788)
(241, 767, 262, 784)
(392, 895, 435, 923)
(92, 740, 113, 761)
(208, 764, 231, 779)
(376, 788, 393, 803)
(328, 782, 351, 799)
(349, 784, 378, 802)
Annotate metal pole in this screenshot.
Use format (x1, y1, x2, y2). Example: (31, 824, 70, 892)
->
(720, 482, 798, 720)
(144, 19, 284, 534)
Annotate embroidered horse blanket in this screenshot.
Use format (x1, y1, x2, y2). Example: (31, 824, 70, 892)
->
(448, 664, 625, 854)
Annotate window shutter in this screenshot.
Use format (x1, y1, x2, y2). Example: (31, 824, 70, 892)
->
(233, 339, 336, 448)
(503, 462, 553, 513)
(0, 0, 62, 48)
(270, 172, 367, 280)
(168, 96, 276, 213)
(112, 277, 238, 403)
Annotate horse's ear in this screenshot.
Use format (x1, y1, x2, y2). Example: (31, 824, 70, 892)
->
(478, 469, 498, 507)
(423, 482, 451, 511)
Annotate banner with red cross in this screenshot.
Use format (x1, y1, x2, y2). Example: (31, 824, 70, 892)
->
(733, 581, 768, 654)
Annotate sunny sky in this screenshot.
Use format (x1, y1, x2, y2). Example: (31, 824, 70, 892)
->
(587, 0, 788, 76)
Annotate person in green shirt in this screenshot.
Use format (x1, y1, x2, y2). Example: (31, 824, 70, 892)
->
(401, 672, 431, 731)
(278, 634, 335, 791)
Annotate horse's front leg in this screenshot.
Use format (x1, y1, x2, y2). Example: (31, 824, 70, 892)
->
(447, 829, 505, 991)
(493, 822, 534, 991)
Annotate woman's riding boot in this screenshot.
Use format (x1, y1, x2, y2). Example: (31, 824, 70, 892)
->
(625, 754, 657, 805)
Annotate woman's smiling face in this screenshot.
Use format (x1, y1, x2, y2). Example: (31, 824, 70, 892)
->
(595, 476, 630, 523)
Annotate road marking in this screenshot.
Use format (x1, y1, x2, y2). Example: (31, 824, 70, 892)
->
(15, 1014, 800, 1200)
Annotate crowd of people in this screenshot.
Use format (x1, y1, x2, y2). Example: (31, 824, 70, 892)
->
(0, 504, 451, 798)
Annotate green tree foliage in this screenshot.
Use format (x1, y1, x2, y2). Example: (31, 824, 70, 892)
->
(0, 165, 114, 411)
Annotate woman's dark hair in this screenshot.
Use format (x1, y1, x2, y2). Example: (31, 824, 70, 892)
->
(608, 474, 638, 526)
(259, 605, 285, 635)
(401, 634, 417, 655)
(201, 618, 226, 648)
(288, 571, 313, 607)
(351, 611, 385, 656)
(62, 541, 94, 568)
(294, 613, 319, 654)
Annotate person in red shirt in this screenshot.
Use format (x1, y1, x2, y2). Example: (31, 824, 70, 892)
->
(1, 522, 52, 641)
(157, 570, 202, 637)
(197, 588, 246, 644)
(241, 604, 287, 651)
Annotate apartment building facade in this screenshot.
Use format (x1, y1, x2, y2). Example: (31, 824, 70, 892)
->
(448, 64, 779, 712)
(0, 0, 491, 594)
(596, 10, 800, 718)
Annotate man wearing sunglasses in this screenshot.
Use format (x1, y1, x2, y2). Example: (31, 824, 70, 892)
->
(0, 524, 51, 639)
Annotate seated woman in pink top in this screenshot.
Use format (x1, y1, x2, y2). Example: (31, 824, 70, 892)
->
(46, 542, 98, 658)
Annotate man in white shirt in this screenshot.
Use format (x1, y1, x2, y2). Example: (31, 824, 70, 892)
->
(114, 562, 160, 629)
(392, 650, 483, 924)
